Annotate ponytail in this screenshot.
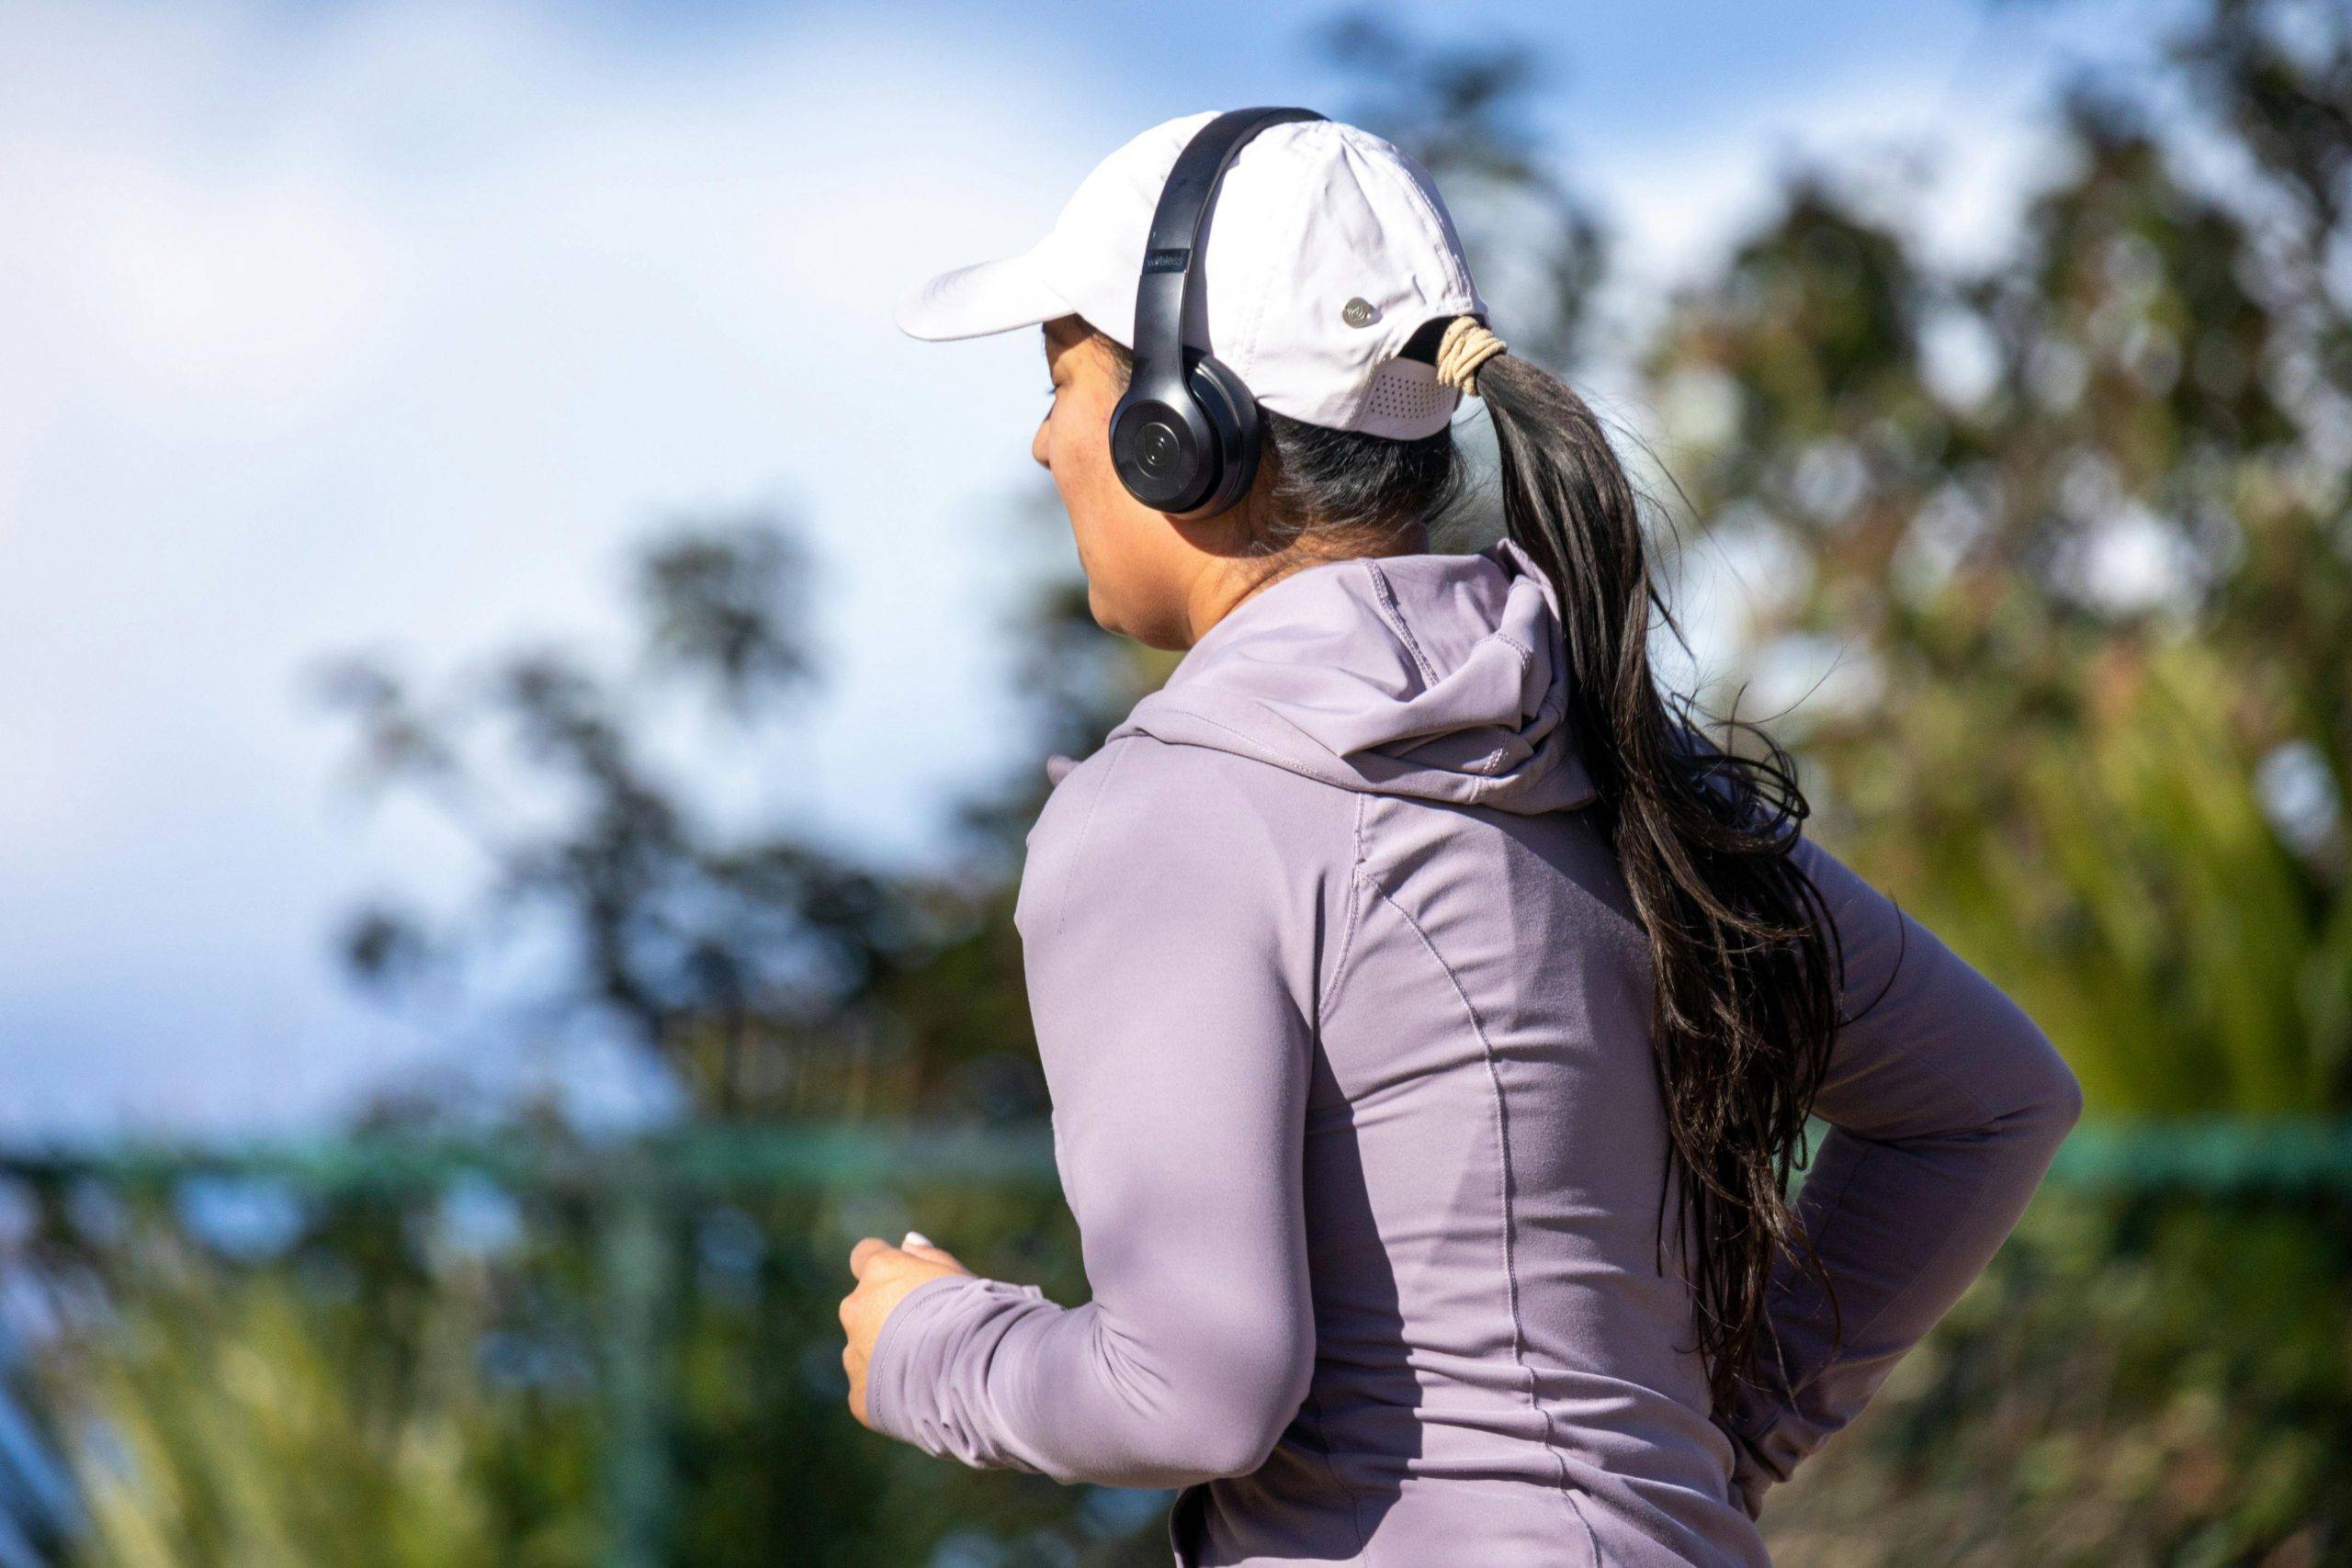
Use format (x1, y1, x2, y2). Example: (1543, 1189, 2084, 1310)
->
(1469, 335, 1849, 1425)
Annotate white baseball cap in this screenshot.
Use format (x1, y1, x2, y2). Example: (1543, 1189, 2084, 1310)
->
(893, 109, 1489, 441)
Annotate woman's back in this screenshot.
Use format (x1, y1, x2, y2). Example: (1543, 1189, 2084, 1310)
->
(1283, 768, 1734, 1563)
(864, 542, 2084, 1565)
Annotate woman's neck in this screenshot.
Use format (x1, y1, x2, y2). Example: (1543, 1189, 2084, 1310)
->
(1181, 523, 1434, 646)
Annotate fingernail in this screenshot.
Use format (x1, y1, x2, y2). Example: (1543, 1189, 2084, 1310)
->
(902, 1230, 932, 1248)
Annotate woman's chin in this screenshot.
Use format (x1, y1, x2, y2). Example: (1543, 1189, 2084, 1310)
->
(1083, 587, 1126, 640)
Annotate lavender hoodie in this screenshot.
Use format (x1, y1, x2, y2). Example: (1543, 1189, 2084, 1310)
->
(865, 538, 2085, 1566)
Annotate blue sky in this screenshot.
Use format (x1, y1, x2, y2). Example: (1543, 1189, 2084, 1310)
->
(0, 0, 2188, 1134)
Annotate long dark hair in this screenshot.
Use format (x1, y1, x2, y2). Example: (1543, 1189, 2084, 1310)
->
(1080, 316, 1846, 1425)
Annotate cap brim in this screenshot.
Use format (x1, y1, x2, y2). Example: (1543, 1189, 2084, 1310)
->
(894, 252, 1075, 342)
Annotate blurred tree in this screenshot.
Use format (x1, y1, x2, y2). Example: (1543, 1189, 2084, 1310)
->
(312, 514, 1047, 1126)
(1644, 0, 2352, 1116)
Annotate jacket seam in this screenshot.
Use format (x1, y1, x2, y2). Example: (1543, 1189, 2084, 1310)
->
(1367, 881, 1601, 1562)
(1364, 561, 1441, 687)
(1317, 794, 1372, 1018)
(1120, 711, 1339, 784)
(1120, 713, 1585, 816)
(1051, 736, 1135, 943)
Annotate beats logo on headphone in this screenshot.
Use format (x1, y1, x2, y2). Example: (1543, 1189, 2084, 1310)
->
(1108, 107, 1325, 520)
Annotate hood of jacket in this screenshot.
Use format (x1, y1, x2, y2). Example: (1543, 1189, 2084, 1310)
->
(1053, 536, 1597, 815)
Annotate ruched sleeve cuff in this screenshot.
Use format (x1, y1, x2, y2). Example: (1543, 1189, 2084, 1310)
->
(865, 1271, 1057, 1472)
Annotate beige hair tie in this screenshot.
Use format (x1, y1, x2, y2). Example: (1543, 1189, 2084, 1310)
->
(1434, 315, 1508, 397)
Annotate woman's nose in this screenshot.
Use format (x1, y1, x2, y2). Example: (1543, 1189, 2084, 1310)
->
(1031, 415, 1051, 470)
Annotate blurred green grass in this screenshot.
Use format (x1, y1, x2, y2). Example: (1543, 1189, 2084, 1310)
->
(2, 1124, 2344, 1565)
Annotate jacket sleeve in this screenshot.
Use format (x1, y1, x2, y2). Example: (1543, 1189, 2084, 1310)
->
(1717, 832, 2086, 1516)
(863, 738, 1322, 1489)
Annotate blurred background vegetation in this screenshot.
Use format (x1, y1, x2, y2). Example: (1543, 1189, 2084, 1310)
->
(5, 0, 2348, 1562)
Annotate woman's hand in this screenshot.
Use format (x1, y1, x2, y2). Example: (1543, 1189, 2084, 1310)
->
(841, 1231, 975, 1429)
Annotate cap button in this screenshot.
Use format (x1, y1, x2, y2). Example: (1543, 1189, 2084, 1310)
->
(1340, 297, 1378, 328)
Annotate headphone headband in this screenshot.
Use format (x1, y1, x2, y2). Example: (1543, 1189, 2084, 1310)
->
(1110, 107, 1326, 519)
(1130, 107, 1324, 397)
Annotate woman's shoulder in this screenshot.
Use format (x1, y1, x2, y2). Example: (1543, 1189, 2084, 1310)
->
(1033, 732, 1354, 849)
(1016, 734, 1361, 940)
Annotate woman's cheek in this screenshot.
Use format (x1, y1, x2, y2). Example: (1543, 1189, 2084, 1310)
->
(1058, 411, 1094, 488)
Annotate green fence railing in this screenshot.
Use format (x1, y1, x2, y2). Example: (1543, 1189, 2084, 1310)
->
(6, 1114, 2346, 1198)
(2048, 1116, 2352, 1198)
(0, 1122, 1064, 1198)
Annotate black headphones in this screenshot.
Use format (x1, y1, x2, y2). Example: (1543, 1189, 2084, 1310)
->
(1108, 107, 1326, 520)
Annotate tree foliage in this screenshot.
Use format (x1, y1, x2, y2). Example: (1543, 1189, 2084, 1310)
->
(1643, 2, 2352, 1115)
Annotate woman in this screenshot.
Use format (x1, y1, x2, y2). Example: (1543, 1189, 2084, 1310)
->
(837, 110, 2083, 1567)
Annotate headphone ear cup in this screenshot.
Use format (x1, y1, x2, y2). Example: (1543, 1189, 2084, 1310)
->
(1179, 355, 1263, 520)
(1109, 384, 1218, 513)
